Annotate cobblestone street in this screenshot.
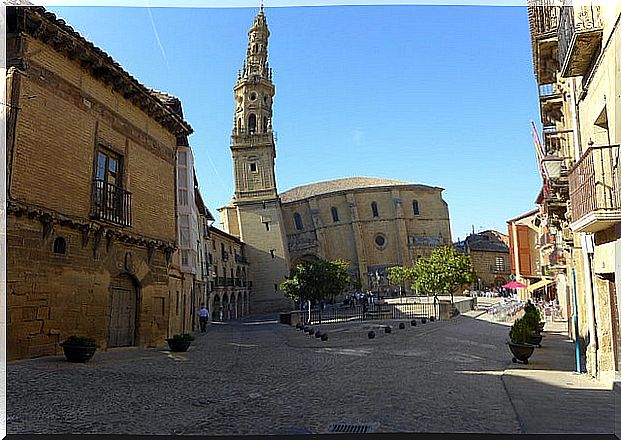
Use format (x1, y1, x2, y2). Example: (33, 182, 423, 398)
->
(6, 313, 618, 435)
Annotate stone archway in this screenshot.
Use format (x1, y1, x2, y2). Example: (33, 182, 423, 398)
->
(236, 292, 242, 319)
(291, 253, 319, 268)
(222, 293, 229, 321)
(212, 294, 221, 321)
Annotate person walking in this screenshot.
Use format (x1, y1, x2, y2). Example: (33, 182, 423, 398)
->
(197, 304, 209, 333)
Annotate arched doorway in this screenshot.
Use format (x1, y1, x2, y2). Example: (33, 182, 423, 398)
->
(108, 273, 138, 347)
(222, 293, 229, 321)
(213, 294, 221, 321)
(236, 292, 242, 319)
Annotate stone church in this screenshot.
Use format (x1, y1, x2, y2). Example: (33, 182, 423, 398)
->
(218, 7, 452, 313)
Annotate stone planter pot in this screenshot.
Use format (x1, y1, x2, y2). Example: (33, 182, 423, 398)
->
(528, 333, 543, 347)
(508, 342, 535, 364)
(166, 339, 192, 352)
(60, 344, 97, 363)
(368, 331, 376, 339)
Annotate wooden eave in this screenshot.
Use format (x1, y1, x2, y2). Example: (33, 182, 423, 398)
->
(13, 6, 193, 138)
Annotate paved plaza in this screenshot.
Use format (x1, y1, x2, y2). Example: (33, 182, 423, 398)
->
(6, 312, 620, 436)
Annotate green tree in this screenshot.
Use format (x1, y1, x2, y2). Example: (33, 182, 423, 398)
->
(387, 265, 415, 297)
(411, 246, 476, 303)
(280, 258, 351, 305)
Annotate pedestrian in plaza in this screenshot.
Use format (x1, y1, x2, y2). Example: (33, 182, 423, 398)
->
(197, 303, 209, 332)
(219, 306, 224, 321)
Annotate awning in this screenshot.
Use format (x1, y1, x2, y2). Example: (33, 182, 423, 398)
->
(527, 278, 555, 292)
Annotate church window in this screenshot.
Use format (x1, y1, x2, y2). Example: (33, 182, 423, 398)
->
(250, 163, 257, 173)
(413, 200, 420, 216)
(248, 114, 257, 134)
(263, 117, 268, 133)
(331, 207, 339, 222)
(249, 92, 257, 101)
(371, 201, 379, 218)
(294, 213, 303, 230)
(375, 234, 386, 247)
(53, 237, 67, 255)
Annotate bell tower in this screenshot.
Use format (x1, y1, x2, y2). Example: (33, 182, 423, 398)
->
(231, 5, 277, 203)
(222, 6, 292, 314)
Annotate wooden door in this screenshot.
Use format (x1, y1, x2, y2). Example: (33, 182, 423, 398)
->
(108, 275, 137, 347)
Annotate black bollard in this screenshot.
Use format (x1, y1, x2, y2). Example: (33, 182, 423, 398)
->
(421, 317, 427, 324)
(308, 328, 315, 335)
(430, 316, 436, 322)
(411, 319, 417, 326)
(399, 322, 406, 330)
(368, 330, 376, 339)
(385, 326, 392, 334)
(321, 333, 328, 341)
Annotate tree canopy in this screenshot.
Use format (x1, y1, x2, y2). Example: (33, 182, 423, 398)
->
(279, 258, 351, 304)
(412, 246, 476, 300)
(387, 246, 476, 301)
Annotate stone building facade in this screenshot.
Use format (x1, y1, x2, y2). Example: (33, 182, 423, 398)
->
(280, 177, 451, 293)
(455, 230, 511, 290)
(527, 1, 621, 382)
(208, 227, 250, 321)
(6, 7, 192, 360)
(219, 8, 452, 312)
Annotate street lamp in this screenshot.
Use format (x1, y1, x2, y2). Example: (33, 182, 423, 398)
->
(541, 156, 564, 180)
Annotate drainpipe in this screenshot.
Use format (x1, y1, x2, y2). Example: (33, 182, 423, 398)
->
(571, 267, 582, 373)
(581, 233, 598, 377)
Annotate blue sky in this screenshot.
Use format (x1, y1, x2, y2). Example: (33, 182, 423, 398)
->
(49, 4, 543, 241)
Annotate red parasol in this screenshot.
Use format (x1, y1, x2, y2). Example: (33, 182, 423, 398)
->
(502, 280, 527, 289)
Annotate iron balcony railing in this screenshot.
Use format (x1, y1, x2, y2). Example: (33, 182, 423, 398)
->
(528, 0, 561, 38)
(569, 145, 620, 226)
(234, 254, 249, 264)
(90, 179, 132, 227)
(558, 2, 603, 77)
(543, 129, 573, 156)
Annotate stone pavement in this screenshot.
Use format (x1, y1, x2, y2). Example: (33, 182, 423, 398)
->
(6, 312, 619, 436)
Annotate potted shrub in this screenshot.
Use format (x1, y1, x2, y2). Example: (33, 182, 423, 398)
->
(522, 307, 544, 347)
(508, 318, 535, 364)
(166, 333, 195, 352)
(60, 335, 97, 363)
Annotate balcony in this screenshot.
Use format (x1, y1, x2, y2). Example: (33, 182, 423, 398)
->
(234, 254, 249, 264)
(528, 1, 562, 84)
(529, 0, 561, 38)
(558, 3, 603, 77)
(569, 145, 621, 233)
(90, 179, 132, 227)
(543, 129, 573, 157)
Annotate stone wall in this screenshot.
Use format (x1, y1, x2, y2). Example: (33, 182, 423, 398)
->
(6, 33, 180, 360)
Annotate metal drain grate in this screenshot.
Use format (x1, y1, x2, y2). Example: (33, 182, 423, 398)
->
(328, 423, 373, 434)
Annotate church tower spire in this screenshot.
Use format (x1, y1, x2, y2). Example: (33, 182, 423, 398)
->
(220, 7, 292, 314)
(231, 6, 276, 202)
